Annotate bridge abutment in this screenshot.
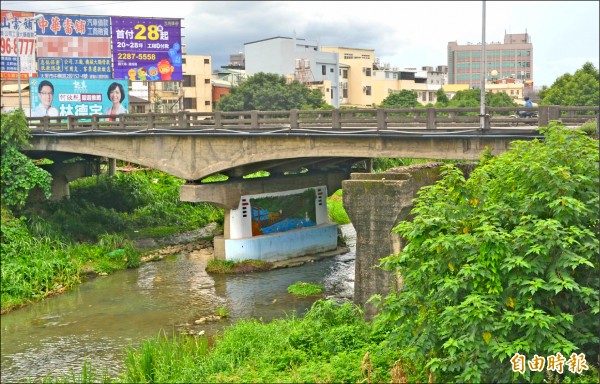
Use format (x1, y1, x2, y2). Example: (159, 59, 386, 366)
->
(342, 162, 476, 319)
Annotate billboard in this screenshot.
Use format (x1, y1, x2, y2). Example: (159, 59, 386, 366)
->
(29, 78, 129, 117)
(111, 16, 182, 81)
(35, 13, 112, 79)
(1, 10, 38, 80)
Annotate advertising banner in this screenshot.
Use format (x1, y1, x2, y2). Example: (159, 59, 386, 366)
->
(29, 78, 128, 117)
(1, 10, 37, 80)
(35, 13, 112, 79)
(111, 16, 182, 81)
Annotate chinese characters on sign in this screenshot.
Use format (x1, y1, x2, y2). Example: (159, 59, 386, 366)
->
(510, 352, 589, 375)
(111, 17, 182, 81)
(1, 11, 38, 80)
(35, 13, 113, 79)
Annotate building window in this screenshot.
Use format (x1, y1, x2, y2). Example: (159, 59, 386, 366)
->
(183, 98, 197, 109)
(205, 100, 211, 106)
(330, 68, 334, 73)
(183, 75, 195, 87)
(422, 92, 426, 102)
(344, 53, 353, 59)
(204, 78, 210, 84)
(429, 92, 434, 101)
(364, 67, 371, 76)
(182, 58, 186, 64)
(322, 65, 326, 75)
(343, 88, 348, 98)
(361, 54, 370, 59)
(204, 58, 210, 64)
(364, 86, 371, 95)
(342, 69, 348, 79)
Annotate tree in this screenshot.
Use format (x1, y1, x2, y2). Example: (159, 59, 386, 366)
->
(435, 88, 449, 107)
(379, 90, 418, 108)
(538, 62, 600, 107)
(215, 72, 327, 111)
(447, 89, 517, 108)
(375, 122, 599, 382)
(1, 110, 52, 208)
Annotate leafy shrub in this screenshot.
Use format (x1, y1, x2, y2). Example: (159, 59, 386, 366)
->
(376, 122, 599, 382)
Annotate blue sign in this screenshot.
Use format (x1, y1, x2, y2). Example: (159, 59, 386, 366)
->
(29, 78, 128, 117)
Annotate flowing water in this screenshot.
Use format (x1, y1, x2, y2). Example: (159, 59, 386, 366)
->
(0, 224, 356, 382)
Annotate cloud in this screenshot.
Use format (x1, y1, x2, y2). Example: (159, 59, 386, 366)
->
(2, 0, 598, 87)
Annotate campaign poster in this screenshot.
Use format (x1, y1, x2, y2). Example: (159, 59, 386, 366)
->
(35, 13, 112, 79)
(1, 10, 37, 80)
(111, 16, 182, 81)
(29, 78, 128, 117)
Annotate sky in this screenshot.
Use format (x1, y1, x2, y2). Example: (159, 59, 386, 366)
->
(2, 0, 599, 88)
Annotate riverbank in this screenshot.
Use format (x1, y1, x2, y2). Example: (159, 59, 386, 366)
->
(1, 217, 350, 315)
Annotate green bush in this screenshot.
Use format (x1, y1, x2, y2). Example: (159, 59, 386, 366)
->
(376, 122, 599, 382)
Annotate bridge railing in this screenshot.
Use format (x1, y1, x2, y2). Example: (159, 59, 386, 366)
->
(26, 105, 598, 134)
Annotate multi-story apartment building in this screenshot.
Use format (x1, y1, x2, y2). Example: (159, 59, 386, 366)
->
(181, 54, 213, 112)
(447, 32, 533, 87)
(320, 46, 374, 107)
(245, 36, 340, 107)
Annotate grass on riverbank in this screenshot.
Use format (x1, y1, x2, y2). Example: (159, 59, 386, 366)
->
(53, 299, 394, 384)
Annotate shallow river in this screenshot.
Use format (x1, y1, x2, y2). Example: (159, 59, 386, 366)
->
(0, 224, 356, 382)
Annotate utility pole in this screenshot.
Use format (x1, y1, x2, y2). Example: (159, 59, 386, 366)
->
(480, 1, 487, 129)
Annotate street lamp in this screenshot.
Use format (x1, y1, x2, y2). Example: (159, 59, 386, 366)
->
(480, 1, 486, 129)
(16, 14, 42, 111)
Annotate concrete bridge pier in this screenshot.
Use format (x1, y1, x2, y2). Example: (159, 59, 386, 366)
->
(181, 170, 350, 262)
(342, 162, 476, 320)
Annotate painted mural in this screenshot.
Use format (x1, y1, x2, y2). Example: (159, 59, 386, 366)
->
(250, 188, 317, 236)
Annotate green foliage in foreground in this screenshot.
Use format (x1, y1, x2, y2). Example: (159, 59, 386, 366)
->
(287, 281, 324, 296)
(376, 122, 599, 383)
(1, 110, 51, 208)
(1, 207, 140, 311)
(121, 300, 386, 383)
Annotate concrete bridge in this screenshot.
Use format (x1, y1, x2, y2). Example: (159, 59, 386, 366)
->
(22, 105, 598, 316)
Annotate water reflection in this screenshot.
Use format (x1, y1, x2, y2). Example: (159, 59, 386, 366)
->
(1, 224, 355, 382)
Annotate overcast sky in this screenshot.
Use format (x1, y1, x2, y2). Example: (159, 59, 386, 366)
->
(2, 1, 598, 87)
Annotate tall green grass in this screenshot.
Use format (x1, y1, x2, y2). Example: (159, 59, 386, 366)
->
(119, 300, 389, 383)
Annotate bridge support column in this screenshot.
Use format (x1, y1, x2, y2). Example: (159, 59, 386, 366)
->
(108, 158, 117, 176)
(342, 162, 476, 320)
